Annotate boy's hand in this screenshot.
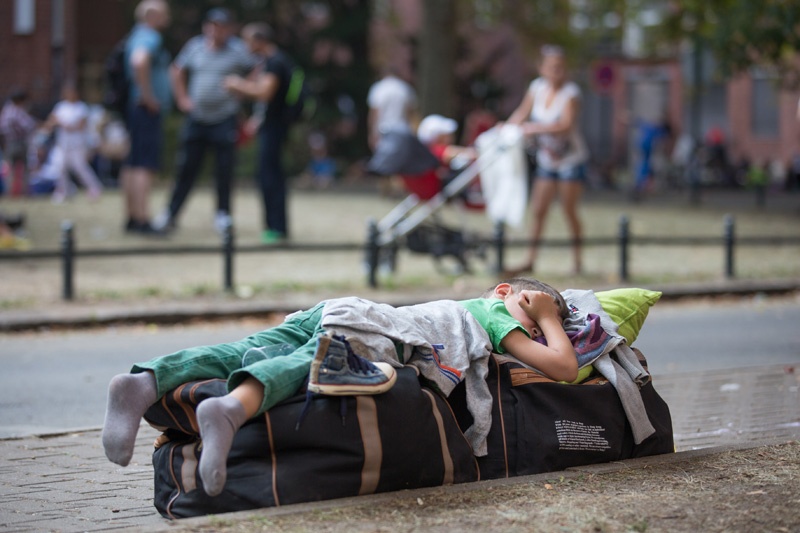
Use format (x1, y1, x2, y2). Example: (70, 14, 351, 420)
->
(518, 290, 560, 323)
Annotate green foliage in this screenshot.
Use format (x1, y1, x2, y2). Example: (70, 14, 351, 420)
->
(660, 0, 800, 86)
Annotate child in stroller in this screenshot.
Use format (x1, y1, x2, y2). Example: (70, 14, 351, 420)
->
(365, 115, 490, 281)
(403, 114, 477, 201)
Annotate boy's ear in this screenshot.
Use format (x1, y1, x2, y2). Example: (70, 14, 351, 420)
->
(494, 283, 512, 298)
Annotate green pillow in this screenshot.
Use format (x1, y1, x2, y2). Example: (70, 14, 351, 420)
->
(595, 288, 662, 345)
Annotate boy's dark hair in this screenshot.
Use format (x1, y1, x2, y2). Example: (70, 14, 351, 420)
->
(483, 277, 569, 319)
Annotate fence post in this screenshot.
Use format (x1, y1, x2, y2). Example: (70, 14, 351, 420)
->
(222, 219, 234, 292)
(619, 215, 630, 281)
(60, 220, 74, 301)
(366, 218, 380, 288)
(724, 214, 735, 279)
(493, 221, 505, 275)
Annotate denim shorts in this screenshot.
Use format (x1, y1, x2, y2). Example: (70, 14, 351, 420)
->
(537, 164, 587, 183)
(126, 105, 163, 170)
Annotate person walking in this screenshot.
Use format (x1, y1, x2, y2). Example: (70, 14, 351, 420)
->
(0, 88, 38, 197)
(120, 0, 172, 234)
(154, 8, 257, 235)
(47, 81, 104, 203)
(504, 45, 588, 276)
(367, 66, 417, 151)
(223, 22, 295, 244)
(631, 114, 671, 201)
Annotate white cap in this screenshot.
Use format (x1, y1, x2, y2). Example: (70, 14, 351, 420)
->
(417, 114, 458, 144)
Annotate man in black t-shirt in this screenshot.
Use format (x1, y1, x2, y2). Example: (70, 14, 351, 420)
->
(224, 22, 294, 244)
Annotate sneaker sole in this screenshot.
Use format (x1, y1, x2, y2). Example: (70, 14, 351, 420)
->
(308, 363, 397, 396)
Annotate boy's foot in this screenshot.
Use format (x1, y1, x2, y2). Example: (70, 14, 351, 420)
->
(196, 396, 248, 497)
(308, 333, 397, 395)
(101, 372, 158, 466)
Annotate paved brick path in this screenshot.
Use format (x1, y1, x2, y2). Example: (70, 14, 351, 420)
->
(1, 363, 797, 532)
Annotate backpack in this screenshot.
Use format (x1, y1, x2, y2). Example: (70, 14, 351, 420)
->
(102, 36, 130, 117)
(283, 66, 312, 124)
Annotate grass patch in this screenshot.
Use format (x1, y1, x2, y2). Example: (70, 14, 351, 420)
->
(85, 289, 126, 301)
(0, 297, 37, 310)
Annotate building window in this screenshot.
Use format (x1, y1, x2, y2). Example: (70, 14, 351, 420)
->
(751, 68, 780, 138)
(13, 0, 35, 35)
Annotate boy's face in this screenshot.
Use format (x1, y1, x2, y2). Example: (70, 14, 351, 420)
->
(500, 290, 542, 338)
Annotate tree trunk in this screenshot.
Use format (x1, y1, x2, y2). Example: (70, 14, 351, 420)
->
(419, 0, 456, 117)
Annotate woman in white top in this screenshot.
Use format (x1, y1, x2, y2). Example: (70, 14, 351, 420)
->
(47, 81, 104, 203)
(505, 45, 588, 275)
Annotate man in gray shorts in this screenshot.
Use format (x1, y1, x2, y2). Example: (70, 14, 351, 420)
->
(155, 8, 257, 234)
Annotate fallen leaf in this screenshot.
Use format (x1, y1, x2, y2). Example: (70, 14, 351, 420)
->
(544, 483, 553, 490)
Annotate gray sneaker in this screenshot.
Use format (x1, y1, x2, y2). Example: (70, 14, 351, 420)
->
(308, 333, 396, 395)
(151, 211, 176, 234)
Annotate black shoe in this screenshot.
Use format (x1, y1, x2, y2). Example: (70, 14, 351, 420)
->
(4, 214, 25, 231)
(137, 222, 157, 235)
(126, 219, 167, 237)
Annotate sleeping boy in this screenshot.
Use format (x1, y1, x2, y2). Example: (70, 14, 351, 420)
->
(102, 277, 576, 496)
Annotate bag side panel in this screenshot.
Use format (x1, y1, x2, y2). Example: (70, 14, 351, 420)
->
(510, 381, 629, 475)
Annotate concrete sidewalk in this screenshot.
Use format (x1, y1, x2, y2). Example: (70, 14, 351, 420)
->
(0, 363, 797, 532)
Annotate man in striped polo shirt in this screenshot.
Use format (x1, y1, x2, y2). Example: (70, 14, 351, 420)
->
(155, 8, 257, 235)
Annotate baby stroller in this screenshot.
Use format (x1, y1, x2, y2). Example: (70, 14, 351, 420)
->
(365, 125, 528, 287)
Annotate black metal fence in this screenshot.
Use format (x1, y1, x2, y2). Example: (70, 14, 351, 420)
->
(1, 215, 798, 301)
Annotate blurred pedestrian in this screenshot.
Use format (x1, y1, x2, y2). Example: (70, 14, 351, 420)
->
(0, 88, 38, 196)
(504, 45, 588, 276)
(223, 22, 296, 244)
(629, 111, 671, 201)
(367, 67, 418, 197)
(367, 66, 417, 151)
(26, 127, 61, 195)
(0, 211, 29, 250)
(120, 0, 171, 234)
(46, 81, 104, 203)
(154, 8, 257, 235)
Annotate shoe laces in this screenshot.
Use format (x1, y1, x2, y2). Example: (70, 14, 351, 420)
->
(296, 390, 348, 430)
(334, 335, 377, 376)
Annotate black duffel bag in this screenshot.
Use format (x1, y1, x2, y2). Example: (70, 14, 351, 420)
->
(144, 367, 479, 519)
(447, 350, 674, 480)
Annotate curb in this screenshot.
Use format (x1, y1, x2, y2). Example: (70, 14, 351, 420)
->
(135, 437, 799, 532)
(2, 279, 798, 333)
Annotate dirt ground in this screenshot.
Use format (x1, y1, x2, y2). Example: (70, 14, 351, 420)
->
(162, 441, 799, 533)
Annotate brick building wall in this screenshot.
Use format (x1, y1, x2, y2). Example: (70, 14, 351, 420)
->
(728, 75, 800, 168)
(0, 0, 59, 113)
(0, 0, 126, 114)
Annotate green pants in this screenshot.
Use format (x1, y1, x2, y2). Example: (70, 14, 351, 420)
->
(133, 302, 325, 415)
